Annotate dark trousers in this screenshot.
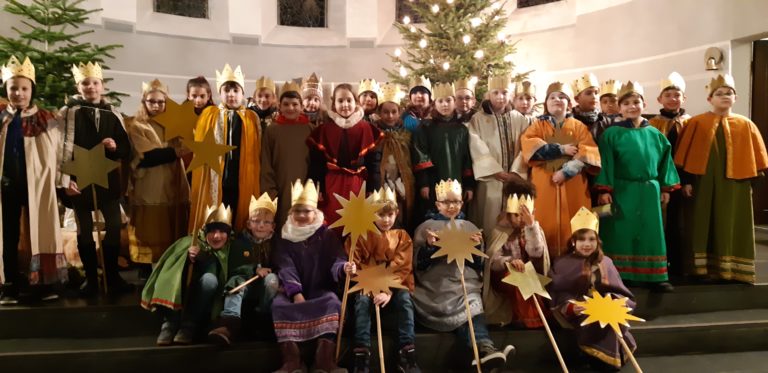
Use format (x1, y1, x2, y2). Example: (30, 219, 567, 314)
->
(1, 186, 24, 289)
(73, 194, 122, 281)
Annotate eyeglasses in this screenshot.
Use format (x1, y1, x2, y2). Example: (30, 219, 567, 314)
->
(437, 200, 463, 207)
(145, 99, 166, 105)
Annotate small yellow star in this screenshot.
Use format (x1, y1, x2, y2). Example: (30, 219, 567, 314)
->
(501, 261, 552, 300)
(571, 290, 645, 334)
(183, 127, 237, 175)
(153, 99, 198, 142)
(329, 182, 381, 252)
(60, 144, 119, 189)
(431, 219, 487, 272)
(348, 261, 407, 296)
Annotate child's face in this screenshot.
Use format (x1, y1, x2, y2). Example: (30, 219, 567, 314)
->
(303, 95, 321, 112)
(291, 205, 317, 227)
(435, 96, 456, 116)
(188, 86, 210, 109)
(375, 210, 398, 232)
(255, 88, 276, 110)
(247, 211, 276, 240)
(378, 102, 400, 127)
(513, 94, 534, 115)
(506, 212, 523, 228)
(435, 191, 462, 219)
(658, 89, 685, 112)
(333, 89, 357, 118)
(574, 230, 598, 257)
(490, 89, 509, 111)
(707, 87, 736, 111)
(143, 91, 166, 117)
(546, 91, 570, 116)
(6, 76, 33, 109)
(455, 89, 476, 114)
(358, 92, 378, 112)
(280, 97, 303, 120)
(600, 94, 619, 115)
(206, 229, 229, 250)
(220, 84, 244, 109)
(410, 91, 430, 108)
(77, 77, 104, 103)
(619, 95, 645, 119)
(575, 87, 599, 111)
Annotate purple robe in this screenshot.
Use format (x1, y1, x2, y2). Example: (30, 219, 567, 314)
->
(548, 253, 637, 368)
(271, 225, 347, 342)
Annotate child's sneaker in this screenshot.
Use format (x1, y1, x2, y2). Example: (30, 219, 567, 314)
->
(472, 343, 515, 371)
(352, 347, 371, 373)
(173, 324, 195, 345)
(156, 321, 178, 346)
(397, 345, 421, 373)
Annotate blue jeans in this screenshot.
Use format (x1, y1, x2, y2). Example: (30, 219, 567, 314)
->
(221, 273, 279, 318)
(455, 313, 492, 348)
(181, 261, 219, 327)
(354, 289, 415, 348)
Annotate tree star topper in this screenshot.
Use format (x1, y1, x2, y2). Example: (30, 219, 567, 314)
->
(431, 219, 487, 272)
(183, 127, 237, 176)
(154, 98, 197, 142)
(348, 262, 407, 297)
(571, 290, 645, 334)
(501, 261, 552, 300)
(329, 182, 381, 250)
(61, 144, 119, 189)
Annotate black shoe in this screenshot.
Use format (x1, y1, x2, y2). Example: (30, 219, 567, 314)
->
(78, 279, 99, 298)
(472, 343, 514, 371)
(352, 347, 371, 373)
(107, 275, 135, 295)
(397, 345, 421, 373)
(0, 292, 19, 306)
(651, 282, 674, 293)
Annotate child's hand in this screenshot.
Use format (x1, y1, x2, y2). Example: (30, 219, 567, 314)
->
(102, 137, 117, 151)
(373, 292, 392, 307)
(256, 267, 271, 278)
(520, 205, 534, 227)
(420, 187, 430, 200)
(65, 180, 81, 196)
(464, 190, 474, 202)
(552, 170, 566, 185)
(660, 192, 670, 205)
(344, 261, 356, 275)
(293, 293, 305, 303)
(574, 304, 585, 315)
(560, 143, 578, 156)
(188, 245, 200, 262)
(425, 229, 439, 245)
(682, 184, 693, 198)
(598, 193, 612, 205)
(470, 232, 482, 243)
(509, 259, 525, 272)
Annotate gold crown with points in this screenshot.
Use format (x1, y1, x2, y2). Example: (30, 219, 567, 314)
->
(571, 73, 599, 96)
(301, 72, 323, 98)
(141, 79, 168, 96)
(379, 82, 405, 104)
(204, 203, 233, 227)
(249, 192, 278, 215)
(514, 80, 536, 98)
(291, 179, 319, 208)
(280, 80, 302, 96)
(358, 78, 381, 97)
(2, 56, 35, 84)
(215, 63, 245, 91)
(617, 81, 644, 99)
(435, 179, 462, 201)
(546, 81, 574, 100)
(71, 61, 103, 84)
(571, 206, 599, 234)
(255, 76, 276, 95)
(488, 74, 512, 92)
(660, 72, 686, 93)
(455, 77, 477, 94)
(432, 82, 455, 100)
(600, 79, 621, 97)
(506, 194, 535, 214)
(372, 186, 397, 204)
(706, 73, 735, 96)
(409, 75, 432, 93)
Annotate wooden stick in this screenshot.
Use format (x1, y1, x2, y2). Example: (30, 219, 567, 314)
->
(92, 187, 108, 294)
(460, 268, 482, 373)
(617, 332, 642, 373)
(185, 166, 209, 298)
(556, 184, 562, 256)
(335, 236, 357, 361)
(375, 304, 386, 373)
(532, 296, 569, 373)
(228, 274, 261, 295)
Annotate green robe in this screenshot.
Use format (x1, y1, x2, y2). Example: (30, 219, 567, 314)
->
(594, 120, 680, 282)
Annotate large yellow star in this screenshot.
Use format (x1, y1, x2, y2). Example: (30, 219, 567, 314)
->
(329, 182, 381, 253)
(571, 290, 645, 334)
(182, 127, 237, 175)
(431, 219, 487, 272)
(544, 127, 578, 173)
(501, 261, 552, 300)
(153, 99, 198, 142)
(60, 144, 119, 189)
(348, 261, 407, 296)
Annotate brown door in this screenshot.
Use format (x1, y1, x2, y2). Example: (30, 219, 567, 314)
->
(751, 40, 768, 224)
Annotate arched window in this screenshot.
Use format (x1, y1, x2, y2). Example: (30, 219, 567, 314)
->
(153, 0, 209, 19)
(278, 0, 327, 28)
(517, 0, 562, 8)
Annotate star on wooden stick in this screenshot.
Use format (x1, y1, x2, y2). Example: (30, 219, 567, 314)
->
(571, 290, 645, 334)
(153, 99, 198, 142)
(502, 261, 552, 300)
(348, 261, 407, 296)
(61, 144, 119, 188)
(182, 127, 237, 175)
(329, 182, 381, 250)
(544, 128, 578, 173)
(431, 219, 487, 272)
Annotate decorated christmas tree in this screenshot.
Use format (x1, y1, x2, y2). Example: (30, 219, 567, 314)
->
(0, 0, 124, 109)
(385, 0, 528, 97)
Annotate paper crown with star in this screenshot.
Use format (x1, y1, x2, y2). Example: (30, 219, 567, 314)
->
(660, 72, 686, 93)
(255, 76, 276, 95)
(301, 72, 323, 98)
(432, 82, 455, 100)
(706, 73, 736, 96)
(71, 61, 103, 84)
(204, 203, 233, 227)
(249, 192, 278, 215)
(600, 79, 622, 97)
(409, 75, 432, 93)
(141, 79, 168, 96)
(514, 80, 536, 98)
(571, 73, 599, 96)
(379, 82, 405, 104)
(571, 206, 599, 233)
(455, 77, 477, 94)
(618, 81, 644, 100)
(2, 56, 35, 84)
(291, 179, 319, 208)
(358, 78, 381, 97)
(372, 186, 397, 204)
(506, 193, 535, 214)
(280, 80, 302, 96)
(488, 74, 512, 92)
(435, 179, 462, 201)
(215, 63, 245, 91)
(546, 81, 574, 100)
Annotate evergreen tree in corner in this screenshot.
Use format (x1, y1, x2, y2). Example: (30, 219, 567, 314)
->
(0, 0, 124, 109)
(386, 0, 528, 97)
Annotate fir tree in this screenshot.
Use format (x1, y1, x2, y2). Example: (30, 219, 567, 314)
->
(0, 0, 124, 109)
(386, 0, 528, 97)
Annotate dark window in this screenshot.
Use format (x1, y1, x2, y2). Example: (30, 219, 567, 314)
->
(517, 0, 562, 8)
(154, 0, 209, 19)
(396, 0, 423, 24)
(279, 0, 327, 28)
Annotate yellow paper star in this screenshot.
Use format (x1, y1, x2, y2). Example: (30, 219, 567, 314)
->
(544, 128, 578, 173)
(61, 144, 119, 189)
(348, 261, 407, 297)
(571, 290, 645, 334)
(153, 99, 198, 142)
(431, 219, 487, 272)
(501, 261, 552, 300)
(182, 127, 237, 175)
(329, 182, 381, 252)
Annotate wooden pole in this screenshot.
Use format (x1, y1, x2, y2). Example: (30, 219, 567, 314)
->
(460, 269, 482, 373)
(185, 166, 209, 296)
(92, 187, 108, 294)
(335, 238, 357, 361)
(555, 184, 562, 256)
(227, 274, 261, 295)
(375, 304, 386, 373)
(532, 296, 569, 373)
(617, 332, 642, 373)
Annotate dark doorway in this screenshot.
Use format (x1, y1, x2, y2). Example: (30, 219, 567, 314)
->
(751, 40, 768, 224)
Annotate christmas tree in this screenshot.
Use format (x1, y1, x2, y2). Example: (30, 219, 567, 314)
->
(385, 0, 528, 97)
(0, 0, 124, 109)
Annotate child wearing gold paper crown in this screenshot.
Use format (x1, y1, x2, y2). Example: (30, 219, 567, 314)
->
(454, 77, 477, 124)
(571, 73, 614, 142)
(412, 179, 514, 371)
(271, 179, 349, 373)
(482, 180, 549, 328)
(249, 76, 278, 132)
(343, 186, 420, 373)
(598, 79, 621, 116)
(548, 207, 636, 371)
(302, 72, 326, 128)
(674, 74, 768, 283)
(358, 78, 380, 123)
(511, 80, 537, 121)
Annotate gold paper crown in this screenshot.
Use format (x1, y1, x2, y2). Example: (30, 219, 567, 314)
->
(291, 179, 319, 208)
(432, 82, 455, 100)
(280, 80, 302, 96)
(505, 194, 535, 214)
(215, 63, 245, 91)
(204, 203, 233, 227)
(255, 76, 276, 95)
(379, 82, 405, 104)
(71, 61, 103, 84)
(599, 79, 621, 97)
(546, 81, 574, 100)
(372, 186, 397, 204)
(358, 78, 381, 96)
(141, 79, 168, 96)
(617, 81, 644, 99)
(2, 56, 35, 84)
(488, 74, 512, 92)
(249, 192, 278, 216)
(570, 206, 599, 233)
(409, 75, 432, 93)
(514, 80, 536, 97)
(660, 72, 686, 93)
(301, 73, 323, 98)
(435, 179, 462, 201)
(706, 73, 735, 96)
(571, 73, 600, 96)
(455, 77, 477, 93)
